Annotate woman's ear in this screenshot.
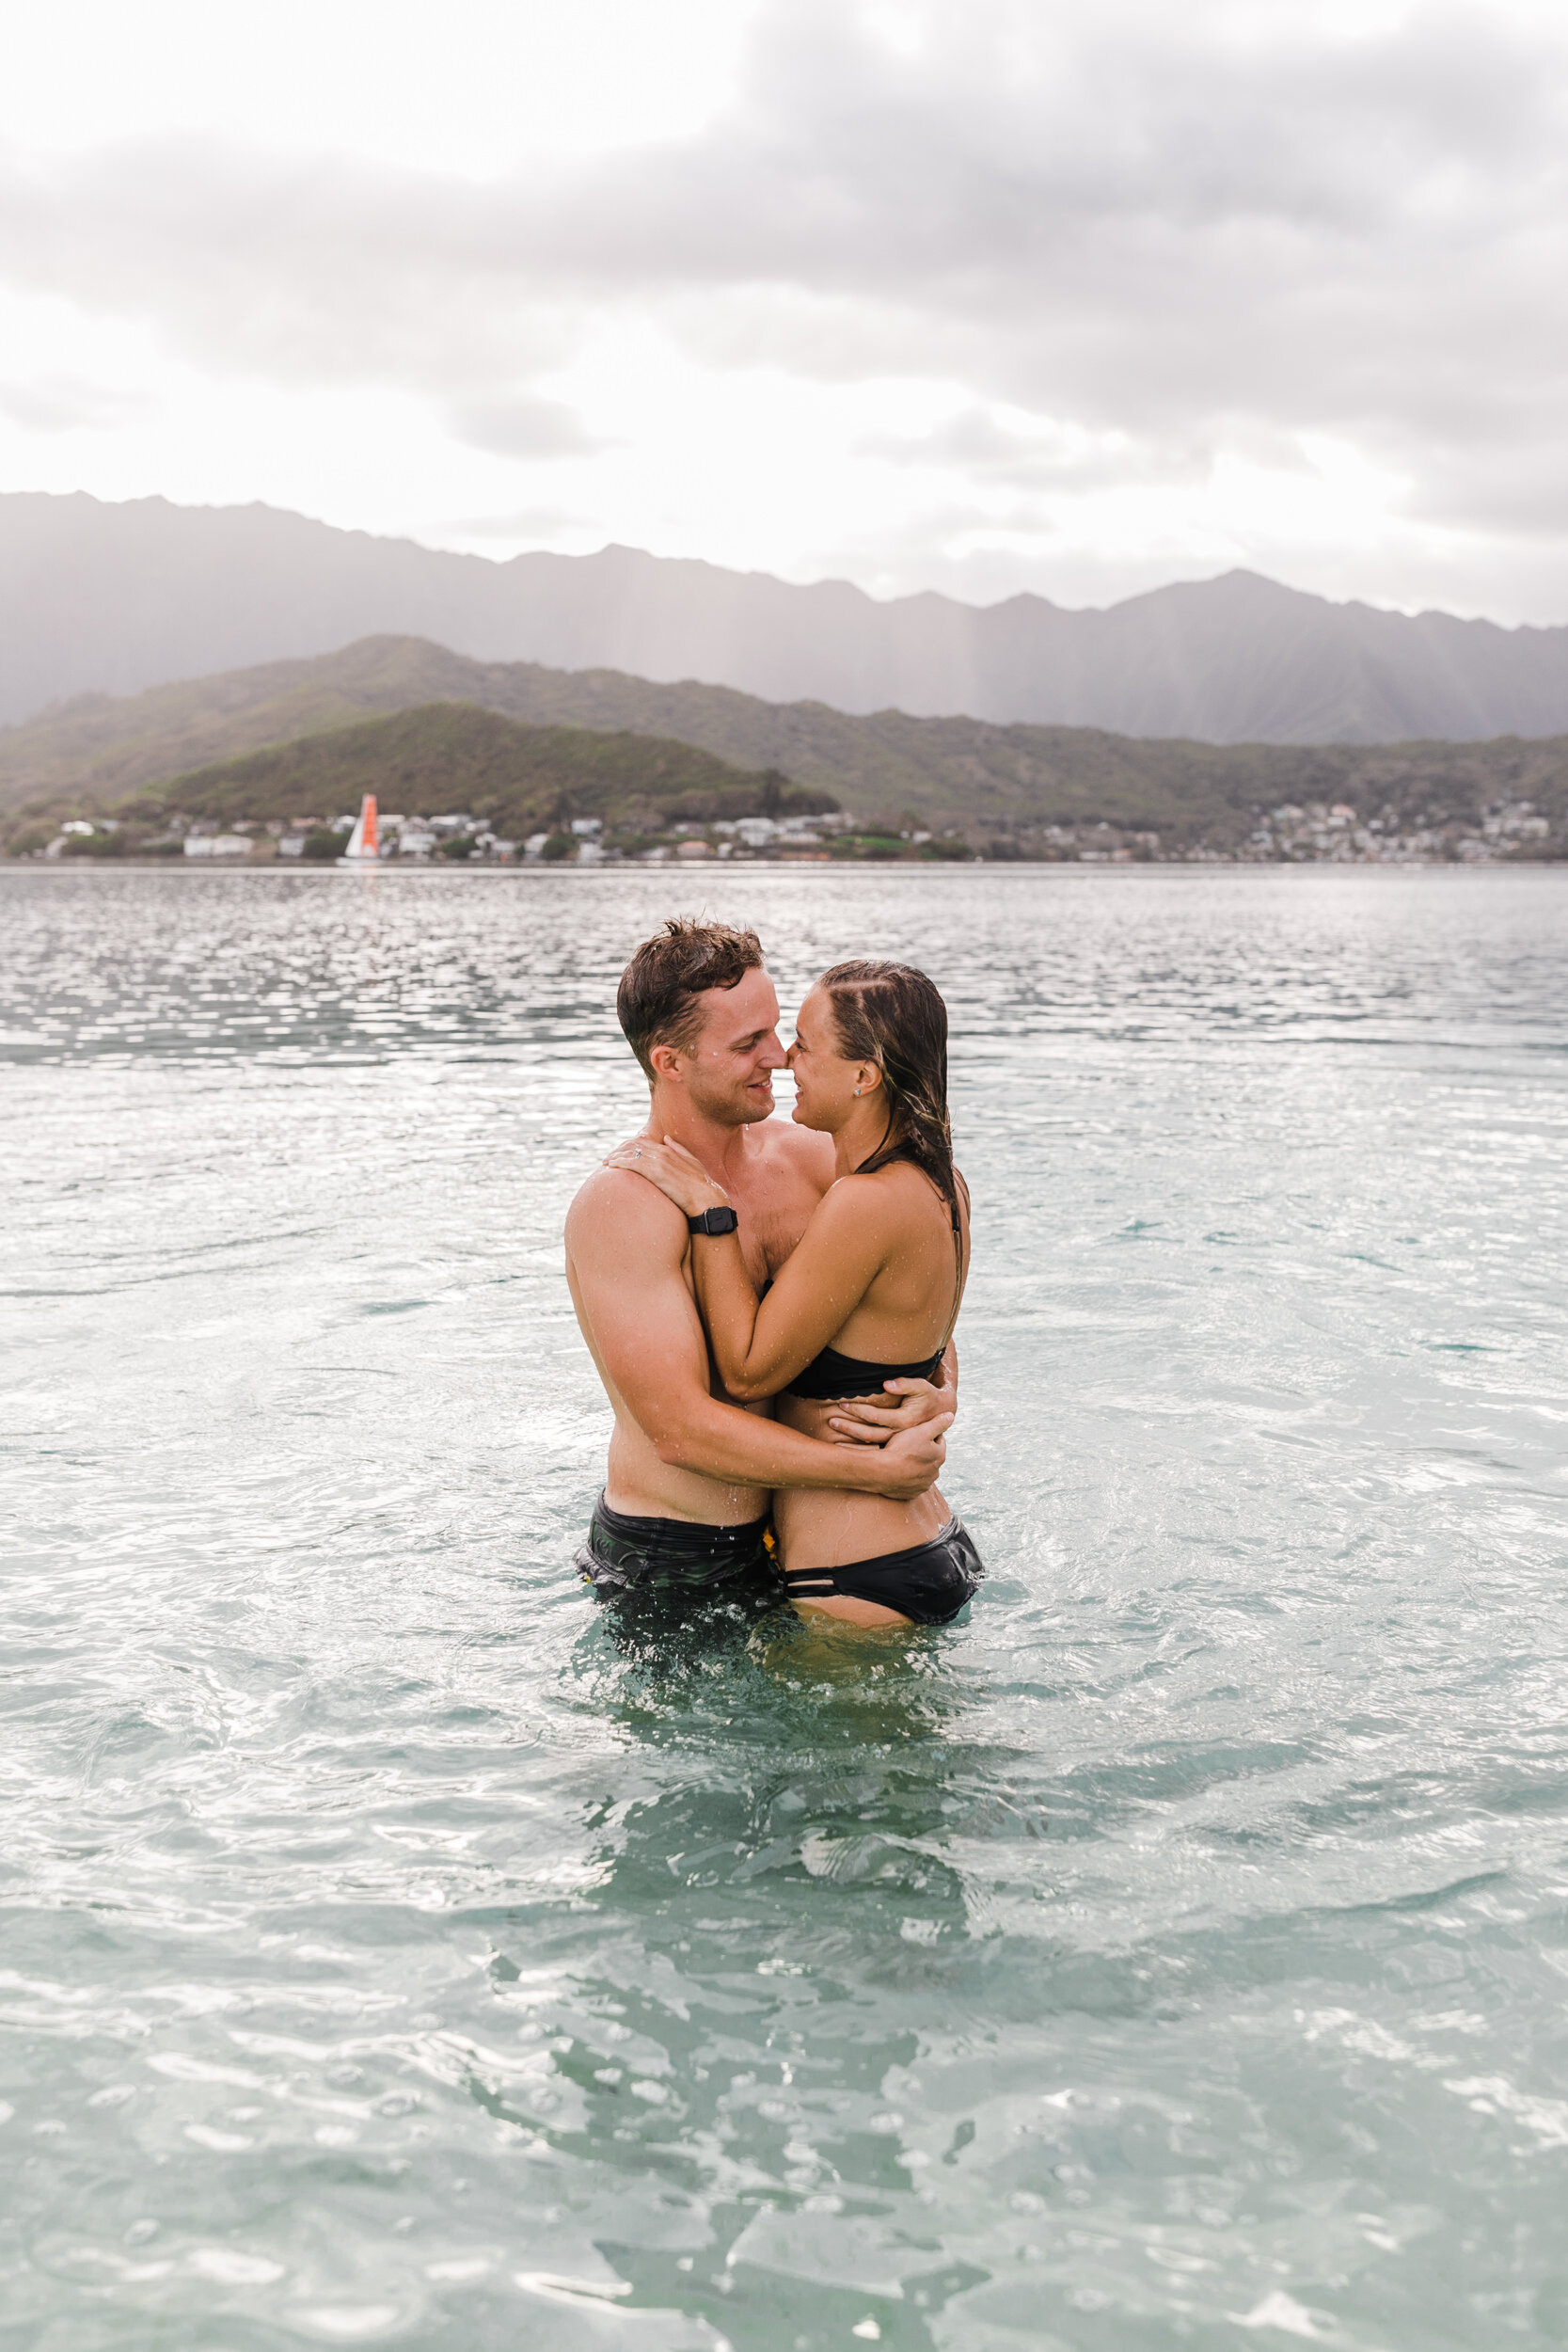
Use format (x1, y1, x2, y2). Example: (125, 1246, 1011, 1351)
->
(857, 1063, 883, 1096)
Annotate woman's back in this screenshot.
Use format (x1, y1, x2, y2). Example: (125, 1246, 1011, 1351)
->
(775, 1158, 968, 1572)
(784, 1160, 967, 1398)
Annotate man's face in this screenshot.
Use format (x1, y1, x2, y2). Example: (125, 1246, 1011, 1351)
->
(678, 965, 786, 1124)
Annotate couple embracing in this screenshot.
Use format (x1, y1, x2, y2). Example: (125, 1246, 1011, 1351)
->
(565, 918, 983, 1629)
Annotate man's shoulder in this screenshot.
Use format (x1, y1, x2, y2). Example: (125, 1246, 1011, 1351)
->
(566, 1164, 688, 1256)
(752, 1118, 834, 1180)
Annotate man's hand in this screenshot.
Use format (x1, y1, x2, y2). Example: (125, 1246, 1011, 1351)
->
(825, 1375, 948, 1447)
(863, 1412, 951, 1499)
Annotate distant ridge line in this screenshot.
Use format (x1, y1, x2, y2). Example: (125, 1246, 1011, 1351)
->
(4, 491, 1568, 742)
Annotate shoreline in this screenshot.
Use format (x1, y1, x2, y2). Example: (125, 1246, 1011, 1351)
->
(6, 854, 1565, 877)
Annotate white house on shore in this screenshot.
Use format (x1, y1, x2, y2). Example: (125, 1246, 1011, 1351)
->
(183, 834, 253, 858)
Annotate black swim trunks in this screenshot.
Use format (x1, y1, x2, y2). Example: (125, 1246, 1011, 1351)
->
(576, 1492, 781, 1600)
(783, 1516, 982, 1627)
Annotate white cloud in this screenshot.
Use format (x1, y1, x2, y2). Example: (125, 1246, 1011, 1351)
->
(447, 394, 607, 462)
(1, 0, 1566, 617)
(0, 374, 150, 433)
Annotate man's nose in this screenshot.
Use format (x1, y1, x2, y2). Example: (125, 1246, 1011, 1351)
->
(757, 1032, 787, 1070)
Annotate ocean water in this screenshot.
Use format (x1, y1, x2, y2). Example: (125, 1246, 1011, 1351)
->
(3, 862, 1567, 2352)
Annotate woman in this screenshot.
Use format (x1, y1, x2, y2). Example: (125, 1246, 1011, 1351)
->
(608, 960, 981, 1629)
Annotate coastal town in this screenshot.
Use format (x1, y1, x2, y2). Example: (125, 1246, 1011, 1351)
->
(31, 792, 1560, 865)
(36, 806, 955, 864)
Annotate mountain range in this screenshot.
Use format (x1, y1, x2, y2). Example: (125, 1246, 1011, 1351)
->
(6, 492, 1568, 744)
(5, 633, 1565, 855)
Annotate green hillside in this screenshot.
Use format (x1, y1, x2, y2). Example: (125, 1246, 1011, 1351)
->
(4, 632, 1568, 851)
(120, 704, 833, 836)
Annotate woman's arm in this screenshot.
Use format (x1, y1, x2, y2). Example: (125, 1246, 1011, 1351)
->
(694, 1181, 891, 1398)
(603, 1138, 892, 1399)
(569, 1164, 947, 1495)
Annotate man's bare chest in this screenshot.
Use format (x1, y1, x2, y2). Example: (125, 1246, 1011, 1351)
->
(726, 1159, 826, 1283)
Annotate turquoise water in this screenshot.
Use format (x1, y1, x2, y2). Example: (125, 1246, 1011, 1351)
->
(4, 863, 1567, 2350)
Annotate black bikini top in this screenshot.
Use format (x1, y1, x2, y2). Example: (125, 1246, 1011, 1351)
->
(783, 1148, 964, 1403)
(784, 1342, 947, 1402)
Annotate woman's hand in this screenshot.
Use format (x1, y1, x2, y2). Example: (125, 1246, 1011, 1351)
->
(603, 1136, 729, 1220)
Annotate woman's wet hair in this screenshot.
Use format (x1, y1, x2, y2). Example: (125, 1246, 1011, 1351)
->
(818, 960, 958, 1209)
(617, 916, 764, 1079)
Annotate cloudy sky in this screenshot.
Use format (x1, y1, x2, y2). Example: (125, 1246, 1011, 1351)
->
(3, 0, 1566, 620)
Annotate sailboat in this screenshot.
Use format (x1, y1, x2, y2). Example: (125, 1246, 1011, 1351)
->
(337, 794, 380, 866)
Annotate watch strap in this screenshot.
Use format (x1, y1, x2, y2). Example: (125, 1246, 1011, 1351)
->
(688, 1206, 739, 1236)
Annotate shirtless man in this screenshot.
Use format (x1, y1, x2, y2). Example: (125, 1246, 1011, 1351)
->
(565, 917, 951, 1601)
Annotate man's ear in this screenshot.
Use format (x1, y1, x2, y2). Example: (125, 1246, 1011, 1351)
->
(648, 1041, 685, 1086)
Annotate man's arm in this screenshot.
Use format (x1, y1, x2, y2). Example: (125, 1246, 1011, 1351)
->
(566, 1170, 945, 1499)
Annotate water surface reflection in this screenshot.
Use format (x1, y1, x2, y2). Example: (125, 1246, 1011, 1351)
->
(3, 866, 1567, 2346)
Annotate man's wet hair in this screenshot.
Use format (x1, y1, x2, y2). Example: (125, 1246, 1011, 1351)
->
(617, 917, 765, 1080)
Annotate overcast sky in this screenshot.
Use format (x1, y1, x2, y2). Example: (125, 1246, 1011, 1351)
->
(3, 0, 1566, 620)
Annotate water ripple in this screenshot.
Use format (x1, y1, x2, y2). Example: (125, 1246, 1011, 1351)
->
(3, 865, 1567, 2347)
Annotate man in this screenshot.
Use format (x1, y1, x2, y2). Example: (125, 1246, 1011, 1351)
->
(565, 917, 951, 1600)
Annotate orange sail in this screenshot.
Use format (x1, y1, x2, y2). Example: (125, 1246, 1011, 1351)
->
(341, 795, 379, 862)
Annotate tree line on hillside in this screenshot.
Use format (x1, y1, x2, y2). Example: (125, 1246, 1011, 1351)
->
(3, 636, 1567, 862)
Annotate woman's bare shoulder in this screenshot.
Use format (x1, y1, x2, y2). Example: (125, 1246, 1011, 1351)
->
(870, 1157, 955, 1200)
(823, 1160, 932, 1226)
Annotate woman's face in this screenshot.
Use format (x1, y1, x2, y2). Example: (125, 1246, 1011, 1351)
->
(786, 985, 868, 1132)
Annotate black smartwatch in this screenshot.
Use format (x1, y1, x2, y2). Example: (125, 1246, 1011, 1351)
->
(688, 1206, 739, 1236)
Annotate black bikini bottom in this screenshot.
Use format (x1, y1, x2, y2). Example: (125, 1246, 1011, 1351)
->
(577, 1493, 780, 1599)
(784, 1517, 982, 1627)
